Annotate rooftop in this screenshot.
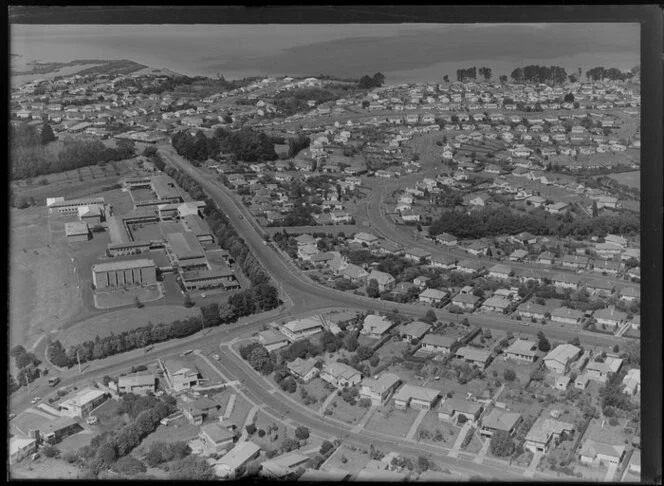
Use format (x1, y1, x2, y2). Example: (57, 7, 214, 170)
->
(92, 258, 155, 273)
(393, 383, 441, 403)
(481, 408, 521, 432)
(166, 231, 206, 260)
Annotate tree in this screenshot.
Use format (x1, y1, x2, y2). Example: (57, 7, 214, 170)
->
(320, 440, 334, 455)
(592, 201, 599, 218)
(511, 67, 524, 83)
(537, 334, 551, 352)
(563, 92, 575, 103)
(356, 345, 374, 361)
(443, 74, 450, 83)
(417, 456, 430, 471)
(134, 296, 144, 308)
(369, 355, 380, 367)
(366, 279, 380, 298)
(42, 445, 60, 458)
(281, 438, 300, 453)
(246, 424, 257, 435)
(503, 368, 517, 382)
(183, 293, 194, 308)
(40, 123, 57, 144)
(490, 430, 515, 457)
(499, 75, 508, 84)
(294, 426, 310, 441)
(479, 67, 492, 81)
(98, 443, 118, 465)
(343, 333, 359, 352)
(457, 414, 468, 424)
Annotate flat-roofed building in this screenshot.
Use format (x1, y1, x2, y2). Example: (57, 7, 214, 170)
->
(58, 388, 109, 417)
(92, 259, 157, 289)
(118, 373, 156, 395)
(166, 232, 206, 266)
(39, 417, 82, 445)
(78, 204, 103, 224)
(162, 358, 200, 391)
(65, 221, 91, 243)
(47, 196, 105, 215)
(280, 316, 324, 341)
(260, 451, 310, 479)
(107, 240, 152, 257)
(181, 267, 237, 291)
(151, 174, 183, 202)
(182, 214, 215, 244)
(393, 384, 441, 410)
(9, 437, 37, 465)
(258, 329, 290, 352)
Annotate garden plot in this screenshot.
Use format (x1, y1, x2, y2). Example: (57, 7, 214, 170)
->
(326, 396, 367, 425)
(321, 443, 371, 474)
(298, 378, 333, 412)
(415, 411, 459, 447)
(365, 405, 420, 438)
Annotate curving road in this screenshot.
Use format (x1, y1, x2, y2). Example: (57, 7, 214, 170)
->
(158, 145, 623, 348)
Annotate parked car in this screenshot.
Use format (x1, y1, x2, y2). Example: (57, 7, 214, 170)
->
(86, 415, 98, 425)
(30, 397, 41, 404)
(212, 354, 220, 361)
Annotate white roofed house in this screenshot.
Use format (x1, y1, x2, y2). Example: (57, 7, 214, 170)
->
(618, 286, 640, 303)
(360, 372, 402, 405)
(361, 314, 395, 339)
(622, 368, 640, 396)
(404, 247, 432, 263)
(579, 439, 626, 467)
(58, 388, 109, 417)
(367, 269, 396, 291)
(341, 263, 369, 283)
(488, 264, 512, 280)
(503, 339, 538, 363)
(438, 398, 483, 425)
(429, 254, 456, 270)
(320, 362, 362, 389)
(517, 302, 548, 321)
(419, 288, 449, 305)
(543, 344, 582, 375)
(451, 293, 481, 310)
(280, 316, 324, 341)
(509, 249, 529, 262)
(118, 373, 156, 395)
(435, 232, 458, 246)
(353, 232, 380, 246)
(214, 441, 262, 479)
(393, 384, 441, 410)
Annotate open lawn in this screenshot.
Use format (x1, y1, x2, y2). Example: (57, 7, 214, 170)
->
(58, 305, 201, 347)
(56, 428, 95, 453)
(10, 208, 82, 348)
(250, 411, 289, 452)
(10, 457, 83, 480)
(128, 222, 164, 242)
(607, 171, 640, 190)
(365, 405, 420, 438)
(299, 378, 332, 411)
(487, 357, 534, 387)
(129, 187, 156, 203)
(227, 395, 252, 429)
(135, 415, 201, 452)
(415, 411, 459, 447)
(500, 389, 544, 416)
(327, 396, 367, 425)
(375, 339, 408, 362)
(94, 284, 164, 309)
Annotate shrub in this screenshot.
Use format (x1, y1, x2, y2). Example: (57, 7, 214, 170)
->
(246, 424, 257, 435)
(503, 368, 517, 382)
(457, 414, 468, 424)
(42, 445, 60, 458)
(257, 429, 266, 438)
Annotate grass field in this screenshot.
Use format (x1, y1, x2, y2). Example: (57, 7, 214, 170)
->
(9, 207, 81, 348)
(327, 396, 367, 425)
(607, 171, 640, 190)
(9, 457, 82, 480)
(322, 443, 371, 474)
(136, 415, 201, 452)
(58, 305, 201, 347)
(94, 284, 164, 310)
(251, 411, 289, 452)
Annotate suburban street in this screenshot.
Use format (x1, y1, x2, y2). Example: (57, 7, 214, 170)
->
(158, 144, 624, 348)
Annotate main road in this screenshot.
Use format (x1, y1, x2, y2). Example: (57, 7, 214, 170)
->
(158, 145, 623, 348)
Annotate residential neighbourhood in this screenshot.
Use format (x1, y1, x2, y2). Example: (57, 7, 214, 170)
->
(9, 15, 650, 483)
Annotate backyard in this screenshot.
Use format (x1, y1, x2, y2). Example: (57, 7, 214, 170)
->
(415, 411, 460, 447)
(298, 378, 333, 412)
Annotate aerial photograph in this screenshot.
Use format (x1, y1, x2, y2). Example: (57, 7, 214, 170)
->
(9, 9, 647, 482)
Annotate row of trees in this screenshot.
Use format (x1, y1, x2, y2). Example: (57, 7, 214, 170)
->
(429, 207, 640, 240)
(10, 344, 43, 391)
(358, 72, 386, 89)
(510, 65, 569, 85)
(456, 66, 493, 82)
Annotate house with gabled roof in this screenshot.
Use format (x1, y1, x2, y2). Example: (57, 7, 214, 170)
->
(320, 362, 362, 389)
(404, 247, 432, 262)
(435, 232, 458, 246)
(481, 296, 512, 313)
(451, 293, 481, 310)
(456, 259, 485, 274)
(287, 357, 320, 383)
(342, 263, 369, 282)
(429, 254, 456, 270)
(488, 264, 512, 280)
(367, 269, 396, 291)
(503, 339, 538, 362)
(393, 384, 441, 411)
(579, 439, 626, 466)
(455, 346, 492, 369)
(524, 417, 575, 454)
(419, 288, 449, 305)
(593, 307, 628, 328)
(517, 302, 548, 320)
(360, 372, 402, 405)
(398, 321, 432, 343)
(543, 344, 582, 374)
(420, 334, 457, 355)
(584, 357, 623, 383)
(361, 314, 395, 339)
(438, 398, 483, 425)
(550, 307, 584, 325)
(258, 329, 290, 352)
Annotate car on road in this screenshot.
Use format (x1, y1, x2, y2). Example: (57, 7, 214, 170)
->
(201, 293, 207, 298)
(86, 415, 98, 425)
(212, 354, 220, 361)
(30, 397, 41, 404)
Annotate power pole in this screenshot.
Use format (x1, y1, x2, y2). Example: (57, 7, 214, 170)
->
(24, 372, 30, 394)
(77, 350, 82, 375)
